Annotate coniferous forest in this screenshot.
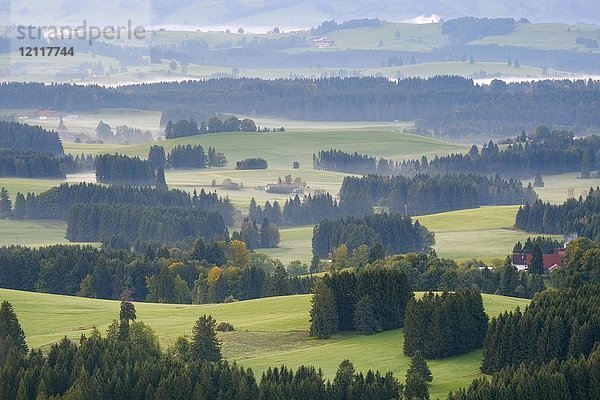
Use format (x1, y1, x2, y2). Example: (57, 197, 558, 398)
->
(403, 290, 488, 359)
(311, 214, 434, 259)
(315, 128, 600, 179)
(310, 267, 413, 338)
(0, 121, 64, 155)
(66, 205, 227, 247)
(95, 154, 156, 185)
(481, 284, 600, 373)
(5, 78, 600, 137)
(515, 187, 600, 240)
(339, 174, 536, 216)
(0, 301, 403, 400)
(3, 183, 235, 225)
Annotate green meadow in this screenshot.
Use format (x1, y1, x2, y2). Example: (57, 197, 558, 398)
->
(0, 288, 529, 399)
(260, 206, 562, 264)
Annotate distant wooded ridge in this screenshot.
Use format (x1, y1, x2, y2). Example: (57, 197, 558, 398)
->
(4, 77, 600, 137)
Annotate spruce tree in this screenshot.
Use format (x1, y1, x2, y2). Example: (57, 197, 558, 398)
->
(0, 301, 27, 355)
(0, 187, 12, 218)
(353, 294, 379, 335)
(530, 243, 544, 274)
(13, 192, 25, 219)
(119, 301, 136, 339)
(155, 167, 168, 190)
(406, 350, 432, 383)
(191, 315, 222, 362)
(309, 281, 338, 339)
(533, 174, 544, 188)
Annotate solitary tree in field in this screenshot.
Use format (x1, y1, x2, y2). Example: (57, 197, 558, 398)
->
(191, 315, 222, 362)
(533, 174, 545, 188)
(309, 281, 338, 339)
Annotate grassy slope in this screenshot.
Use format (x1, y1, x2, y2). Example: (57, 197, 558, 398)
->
(4, 21, 587, 85)
(0, 288, 529, 398)
(470, 22, 600, 52)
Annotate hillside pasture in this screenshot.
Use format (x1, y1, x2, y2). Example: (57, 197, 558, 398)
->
(0, 288, 529, 399)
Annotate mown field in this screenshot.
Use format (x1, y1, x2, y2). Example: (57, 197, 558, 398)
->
(0, 288, 529, 399)
(525, 172, 600, 204)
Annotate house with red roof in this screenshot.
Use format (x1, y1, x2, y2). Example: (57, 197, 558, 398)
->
(511, 248, 565, 272)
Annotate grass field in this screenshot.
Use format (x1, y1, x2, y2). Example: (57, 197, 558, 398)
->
(60, 125, 464, 209)
(259, 206, 562, 264)
(0, 220, 68, 247)
(525, 172, 600, 204)
(378, 61, 546, 79)
(470, 22, 600, 52)
(0, 204, 560, 265)
(0, 288, 529, 398)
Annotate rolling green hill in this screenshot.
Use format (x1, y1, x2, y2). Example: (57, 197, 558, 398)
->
(0, 288, 529, 398)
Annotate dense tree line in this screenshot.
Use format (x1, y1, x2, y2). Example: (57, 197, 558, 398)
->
(0, 303, 402, 400)
(0, 150, 96, 178)
(0, 241, 311, 303)
(310, 267, 412, 338)
(168, 144, 208, 168)
(515, 186, 600, 240)
(550, 238, 600, 289)
(4, 183, 234, 225)
(250, 193, 345, 227)
(449, 348, 600, 400)
(8, 78, 600, 138)
(513, 236, 563, 254)
(66, 204, 227, 247)
(0, 149, 65, 178)
(403, 289, 488, 359)
(0, 120, 63, 155)
(164, 116, 257, 138)
(339, 174, 536, 216)
(95, 153, 156, 185)
(481, 284, 600, 374)
(312, 213, 434, 259)
(231, 218, 281, 249)
(311, 18, 382, 35)
(149, 145, 228, 169)
(372, 252, 545, 299)
(442, 17, 515, 43)
(315, 129, 600, 178)
(236, 158, 268, 170)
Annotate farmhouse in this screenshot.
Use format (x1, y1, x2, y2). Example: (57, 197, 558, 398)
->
(511, 248, 565, 272)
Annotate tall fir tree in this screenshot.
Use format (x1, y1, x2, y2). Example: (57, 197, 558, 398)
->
(191, 315, 222, 362)
(353, 294, 379, 335)
(530, 243, 544, 274)
(310, 280, 338, 339)
(0, 301, 27, 357)
(0, 187, 12, 218)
